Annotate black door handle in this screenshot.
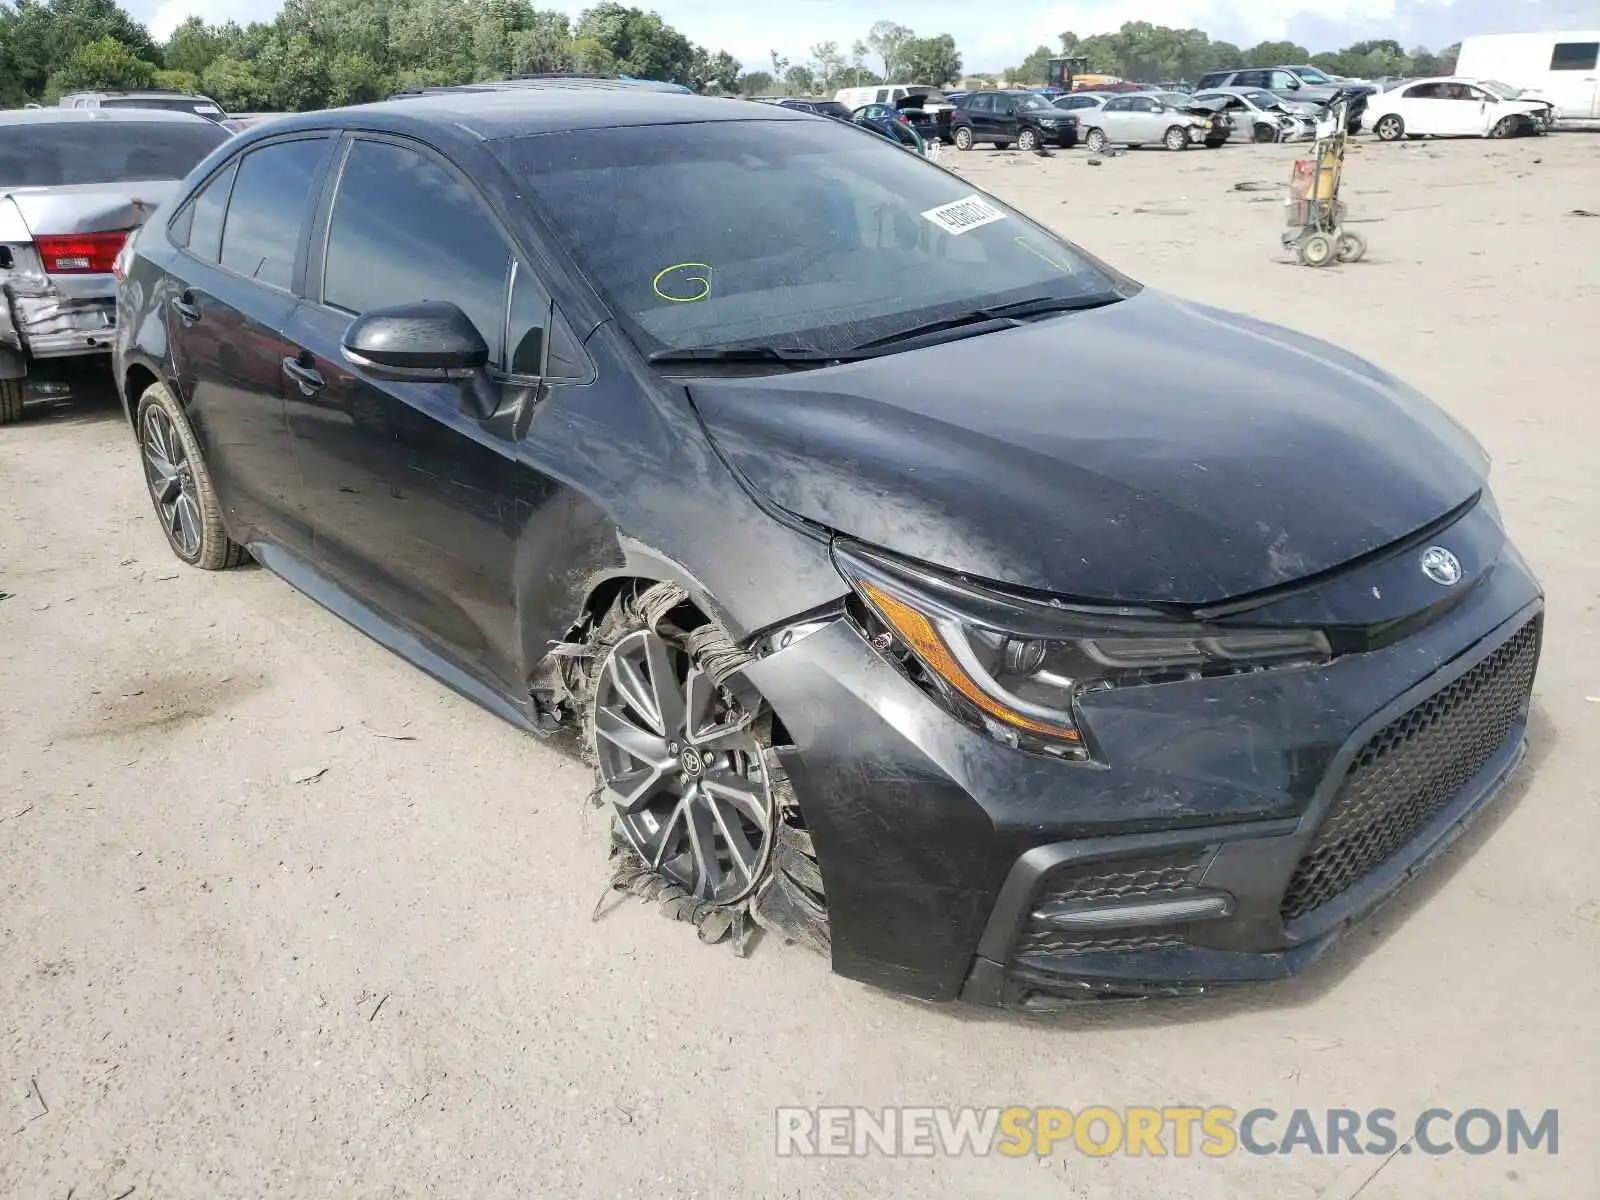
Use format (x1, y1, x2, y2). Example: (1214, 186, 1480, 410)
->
(282, 355, 326, 395)
(170, 294, 200, 324)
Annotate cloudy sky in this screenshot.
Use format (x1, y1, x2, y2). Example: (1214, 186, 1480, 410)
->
(132, 0, 1596, 71)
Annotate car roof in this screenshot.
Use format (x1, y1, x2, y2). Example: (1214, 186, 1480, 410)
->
(65, 89, 214, 99)
(0, 107, 219, 127)
(253, 88, 803, 142)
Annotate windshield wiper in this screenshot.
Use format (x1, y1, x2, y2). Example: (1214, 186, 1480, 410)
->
(848, 293, 1123, 354)
(647, 345, 860, 366)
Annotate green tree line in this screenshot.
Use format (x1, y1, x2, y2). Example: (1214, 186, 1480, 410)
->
(0, 2, 1464, 111)
(0, 0, 746, 108)
(1003, 23, 1458, 86)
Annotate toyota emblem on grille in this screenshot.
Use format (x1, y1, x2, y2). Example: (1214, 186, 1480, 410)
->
(1420, 546, 1463, 586)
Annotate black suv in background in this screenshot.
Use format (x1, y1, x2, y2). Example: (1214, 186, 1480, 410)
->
(951, 90, 1078, 151)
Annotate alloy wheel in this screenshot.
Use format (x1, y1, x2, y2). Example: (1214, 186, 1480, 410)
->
(593, 629, 773, 904)
(140, 406, 202, 559)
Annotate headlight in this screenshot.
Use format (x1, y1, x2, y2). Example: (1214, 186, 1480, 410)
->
(836, 545, 1331, 760)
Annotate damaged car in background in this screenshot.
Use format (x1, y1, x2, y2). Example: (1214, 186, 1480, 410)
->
(115, 88, 1543, 1009)
(1079, 91, 1231, 152)
(1192, 87, 1318, 141)
(0, 108, 228, 423)
(1368, 77, 1556, 140)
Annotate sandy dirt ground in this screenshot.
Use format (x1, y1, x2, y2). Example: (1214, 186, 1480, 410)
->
(3, 130, 1598, 1200)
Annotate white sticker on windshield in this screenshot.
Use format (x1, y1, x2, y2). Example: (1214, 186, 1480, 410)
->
(921, 194, 1006, 236)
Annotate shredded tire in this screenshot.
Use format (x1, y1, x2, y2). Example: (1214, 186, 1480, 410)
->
(574, 582, 830, 958)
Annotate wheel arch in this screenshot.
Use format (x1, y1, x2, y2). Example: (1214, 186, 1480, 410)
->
(120, 359, 163, 432)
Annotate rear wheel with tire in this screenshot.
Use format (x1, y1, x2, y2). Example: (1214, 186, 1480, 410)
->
(0, 380, 22, 425)
(136, 382, 248, 570)
(1084, 127, 1108, 154)
(1015, 127, 1039, 152)
(953, 125, 974, 151)
(1164, 125, 1190, 151)
(582, 583, 829, 954)
(1375, 114, 1405, 141)
(1335, 230, 1368, 263)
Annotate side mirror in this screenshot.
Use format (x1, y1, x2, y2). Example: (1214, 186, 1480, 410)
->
(342, 300, 499, 418)
(342, 300, 488, 379)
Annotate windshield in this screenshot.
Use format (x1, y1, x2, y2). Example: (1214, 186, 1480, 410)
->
(1293, 67, 1333, 84)
(1012, 94, 1054, 112)
(1480, 80, 1523, 98)
(498, 120, 1125, 357)
(1245, 90, 1283, 109)
(0, 121, 228, 188)
(1153, 92, 1193, 105)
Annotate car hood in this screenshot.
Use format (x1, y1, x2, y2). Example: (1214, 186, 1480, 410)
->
(687, 291, 1488, 605)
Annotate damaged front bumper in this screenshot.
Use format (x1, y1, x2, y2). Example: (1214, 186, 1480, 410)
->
(741, 526, 1543, 1006)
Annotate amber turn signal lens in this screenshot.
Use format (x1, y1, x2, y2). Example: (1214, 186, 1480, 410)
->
(860, 580, 1081, 742)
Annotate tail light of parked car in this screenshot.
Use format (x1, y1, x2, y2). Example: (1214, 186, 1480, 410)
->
(34, 231, 130, 276)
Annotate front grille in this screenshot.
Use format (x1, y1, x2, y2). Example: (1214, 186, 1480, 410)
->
(1014, 853, 1206, 958)
(1281, 618, 1540, 921)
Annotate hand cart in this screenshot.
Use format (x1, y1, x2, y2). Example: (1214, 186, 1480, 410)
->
(1281, 94, 1368, 268)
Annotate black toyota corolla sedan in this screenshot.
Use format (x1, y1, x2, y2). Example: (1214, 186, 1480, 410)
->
(113, 84, 1542, 1009)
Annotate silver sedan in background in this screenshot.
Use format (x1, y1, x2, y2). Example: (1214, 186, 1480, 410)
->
(0, 108, 228, 423)
(1193, 86, 1318, 141)
(1075, 91, 1231, 152)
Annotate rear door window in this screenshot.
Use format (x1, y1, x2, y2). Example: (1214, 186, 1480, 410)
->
(1550, 42, 1599, 70)
(218, 137, 330, 291)
(321, 138, 511, 367)
(0, 120, 228, 188)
